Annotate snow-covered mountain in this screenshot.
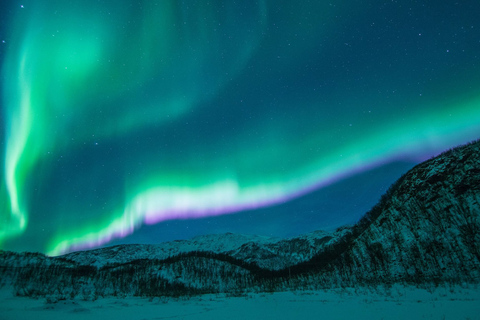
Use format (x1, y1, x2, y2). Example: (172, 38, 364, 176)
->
(61, 229, 334, 270)
(287, 139, 480, 287)
(61, 233, 278, 268)
(1, 139, 479, 299)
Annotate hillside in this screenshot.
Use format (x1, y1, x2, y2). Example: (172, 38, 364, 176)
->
(1, 139, 479, 299)
(285, 139, 480, 287)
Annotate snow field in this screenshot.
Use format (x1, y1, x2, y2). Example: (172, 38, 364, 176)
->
(1, 285, 479, 320)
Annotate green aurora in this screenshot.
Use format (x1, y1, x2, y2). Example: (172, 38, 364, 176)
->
(1, 0, 480, 255)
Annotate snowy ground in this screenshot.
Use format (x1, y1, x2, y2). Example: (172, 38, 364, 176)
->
(1, 285, 479, 320)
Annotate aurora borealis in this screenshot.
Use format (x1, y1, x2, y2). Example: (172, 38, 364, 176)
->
(1, 0, 480, 256)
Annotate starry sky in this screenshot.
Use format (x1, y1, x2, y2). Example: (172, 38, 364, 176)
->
(1, 0, 480, 256)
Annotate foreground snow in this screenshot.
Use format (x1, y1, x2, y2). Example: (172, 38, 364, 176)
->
(1, 285, 479, 320)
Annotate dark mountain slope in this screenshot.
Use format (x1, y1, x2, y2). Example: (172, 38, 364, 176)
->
(1, 139, 479, 298)
(284, 139, 480, 286)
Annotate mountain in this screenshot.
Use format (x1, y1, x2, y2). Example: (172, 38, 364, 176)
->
(1, 139, 479, 299)
(56, 229, 334, 270)
(287, 139, 480, 287)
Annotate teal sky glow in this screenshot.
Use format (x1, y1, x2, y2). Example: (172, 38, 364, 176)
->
(1, 0, 479, 255)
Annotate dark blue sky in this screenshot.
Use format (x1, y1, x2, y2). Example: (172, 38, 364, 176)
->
(1, 0, 480, 255)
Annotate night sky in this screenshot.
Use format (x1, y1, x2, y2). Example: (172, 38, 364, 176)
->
(1, 1, 480, 255)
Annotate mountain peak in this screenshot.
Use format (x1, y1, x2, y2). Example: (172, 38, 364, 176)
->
(1, 139, 479, 298)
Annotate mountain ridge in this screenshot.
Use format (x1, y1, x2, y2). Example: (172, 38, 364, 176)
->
(1, 139, 479, 298)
